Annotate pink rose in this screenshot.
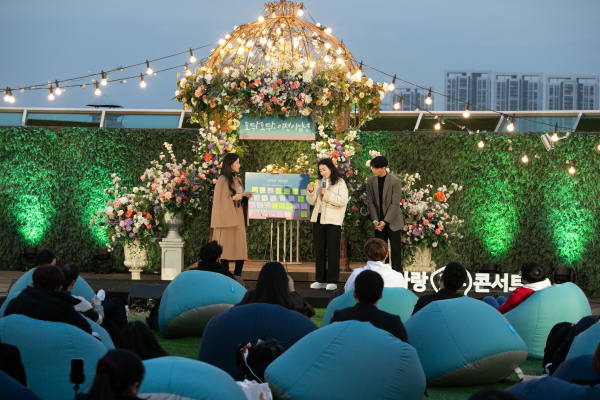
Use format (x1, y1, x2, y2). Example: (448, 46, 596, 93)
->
(435, 229, 441, 235)
(194, 91, 201, 97)
(230, 82, 236, 88)
(155, 220, 160, 225)
(213, 161, 218, 165)
(351, 205, 358, 211)
(200, 174, 206, 180)
(119, 221, 125, 227)
(343, 151, 351, 157)
(113, 201, 120, 207)
(423, 219, 429, 226)
(212, 178, 217, 184)
(403, 226, 408, 231)
(164, 172, 171, 178)
(164, 191, 173, 199)
(438, 224, 444, 230)
(117, 210, 124, 216)
(294, 81, 300, 88)
(132, 227, 138, 233)
(140, 175, 145, 181)
(180, 90, 185, 95)
(296, 100, 303, 107)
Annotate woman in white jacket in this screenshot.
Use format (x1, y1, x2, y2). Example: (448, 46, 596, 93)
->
(345, 238, 405, 293)
(307, 158, 348, 291)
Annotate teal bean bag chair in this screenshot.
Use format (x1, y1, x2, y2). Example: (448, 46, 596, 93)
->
(504, 283, 591, 359)
(566, 320, 600, 359)
(140, 356, 247, 400)
(264, 320, 426, 400)
(405, 296, 528, 386)
(8, 267, 95, 301)
(0, 291, 113, 350)
(0, 315, 107, 400)
(322, 287, 418, 327)
(159, 270, 246, 338)
(553, 354, 599, 382)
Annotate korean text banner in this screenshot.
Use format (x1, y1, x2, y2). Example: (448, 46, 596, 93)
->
(239, 114, 315, 140)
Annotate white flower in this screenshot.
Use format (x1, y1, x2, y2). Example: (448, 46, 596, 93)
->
(266, 165, 273, 172)
(133, 187, 139, 194)
(179, 78, 187, 86)
(119, 196, 129, 205)
(205, 74, 213, 83)
(366, 78, 373, 87)
(105, 206, 114, 214)
(366, 160, 372, 167)
(432, 242, 438, 248)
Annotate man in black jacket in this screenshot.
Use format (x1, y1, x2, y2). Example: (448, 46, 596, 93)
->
(329, 270, 409, 343)
(187, 241, 235, 279)
(411, 262, 467, 315)
(5, 265, 93, 335)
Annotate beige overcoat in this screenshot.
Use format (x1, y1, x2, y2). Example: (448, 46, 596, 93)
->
(210, 175, 249, 260)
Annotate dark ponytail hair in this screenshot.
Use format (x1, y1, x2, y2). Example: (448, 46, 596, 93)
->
(317, 158, 343, 186)
(85, 349, 145, 400)
(220, 153, 240, 195)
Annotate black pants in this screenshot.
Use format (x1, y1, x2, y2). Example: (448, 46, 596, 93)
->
(220, 259, 245, 276)
(374, 225, 403, 272)
(313, 215, 341, 284)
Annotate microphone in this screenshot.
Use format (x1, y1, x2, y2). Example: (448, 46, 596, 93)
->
(322, 179, 327, 192)
(237, 187, 242, 207)
(373, 220, 380, 226)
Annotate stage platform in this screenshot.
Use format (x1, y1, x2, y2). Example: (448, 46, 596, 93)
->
(1, 264, 599, 311)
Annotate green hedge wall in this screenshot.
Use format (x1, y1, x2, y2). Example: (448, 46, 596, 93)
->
(1, 127, 599, 295)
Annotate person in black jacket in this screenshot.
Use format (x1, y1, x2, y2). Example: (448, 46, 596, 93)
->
(411, 262, 467, 316)
(187, 241, 235, 279)
(5, 264, 93, 335)
(329, 270, 409, 343)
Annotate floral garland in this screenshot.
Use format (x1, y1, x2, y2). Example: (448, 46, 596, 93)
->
(191, 127, 237, 186)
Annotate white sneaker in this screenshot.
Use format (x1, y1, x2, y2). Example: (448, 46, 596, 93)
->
(326, 284, 338, 291)
(310, 282, 327, 289)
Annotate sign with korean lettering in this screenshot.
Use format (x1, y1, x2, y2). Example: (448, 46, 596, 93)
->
(239, 114, 315, 140)
(401, 271, 522, 294)
(245, 172, 311, 220)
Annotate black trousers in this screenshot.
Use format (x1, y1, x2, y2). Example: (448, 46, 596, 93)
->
(313, 215, 341, 284)
(220, 259, 245, 276)
(374, 225, 403, 272)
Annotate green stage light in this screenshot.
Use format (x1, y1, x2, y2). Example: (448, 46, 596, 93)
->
(14, 195, 53, 246)
(548, 207, 593, 265)
(79, 173, 113, 246)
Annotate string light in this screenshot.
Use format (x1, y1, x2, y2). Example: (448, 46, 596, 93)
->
(48, 87, 54, 100)
(463, 101, 470, 118)
(478, 140, 485, 148)
(94, 82, 101, 96)
(297, 5, 304, 16)
(506, 114, 515, 132)
(551, 123, 559, 141)
(435, 121, 441, 130)
(425, 88, 432, 105)
(100, 71, 108, 86)
(189, 48, 196, 63)
(3, 88, 15, 103)
(522, 153, 529, 163)
(597, 143, 600, 151)
(258, 16, 265, 23)
(394, 95, 403, 110)
(324, 27, 332, 34)
(568, 161, 576, 174)
(389, 75, 396, 92)
(139, 73, 146, 88)
(184, 62, 192, 76)
(146, 60, 153, 75)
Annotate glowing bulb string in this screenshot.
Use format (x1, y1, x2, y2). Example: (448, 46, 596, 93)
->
(359, 61, 575, 132)
(0, 42, 217, 93)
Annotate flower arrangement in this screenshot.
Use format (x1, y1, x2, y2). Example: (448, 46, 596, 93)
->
(140, 142, 205, 216)
(89, 174, 161, 250)
(260, 153, 311, 174)
(399, 173, 464, 251)
(191, 128, 236, 188)
(175, 55, 390, 133)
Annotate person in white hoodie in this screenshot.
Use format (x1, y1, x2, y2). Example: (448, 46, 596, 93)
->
(344, 238, 405, 293)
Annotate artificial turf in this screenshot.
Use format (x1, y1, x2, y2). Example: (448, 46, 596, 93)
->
(135, 308, 541, 399)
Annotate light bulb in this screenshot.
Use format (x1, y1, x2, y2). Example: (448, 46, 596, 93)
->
(258, 16, 264, 22)
(55, 88, 62, 95)
(316, 22, 321, 27)
(260, 37, 267, 44)
(297, 9, 304, 16)
(434, 122, 441, 130)
(48, 88, 54, 100)
(394, 102, 400, 110)
(463, 110, 470, 118)
(279, 38, 284, 43)
(226, 34, 231, 39)
(325, 43, 331, 49)
(597, 144, 600, 151)
(9, 96, 14, 103)
(101, 79, 107, 86)
(336, 48, 342, 54)
(265, 55, 271, 61)
(146, 60, 153, 75)
(569, 166, 576, 174)
(425, 96, 432, 105)
(325, 28, 332, 34)
(388, 84, 395, 91)
(522, 155, 528, 163)
(189, 48, 196, 62)
(507, 122, 514, 132)
(185, 69, 192, 76)
(336, 57, 343, 65)
(94, 83, 101, 96)
(219, 39, 226, 45)
(309, 61, 316, 69)
(227, 43, 233, 48)
(224, 67, 230, 74)
(3, 94, 9, 102)
(276, 28, 281, 34)
(478, 141, 485, 148)
(551, 133, 558, 141)
(324, 55, 330, 62)
(140, 81, 146, 88)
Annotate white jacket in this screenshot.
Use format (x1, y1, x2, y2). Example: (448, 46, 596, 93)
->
(344, 261, 405, 293)
(307, 178, 348, 226)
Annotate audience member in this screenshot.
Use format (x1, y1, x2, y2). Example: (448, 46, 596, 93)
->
(0, 343, 27, 387)
(187, 241, 235, 279)
(82, 349, 145, 400)
(5, 264, 93, 335)
(344, 238, 405, 293)
(34, 249, 56, 267)
(330, 270, 409, 342)
(412, 262, 467, 315)
(235, 262, 315, 318)
(58, 261, 104, 325)
(117, 321, 168, 361)
(483, 261, 551, 314)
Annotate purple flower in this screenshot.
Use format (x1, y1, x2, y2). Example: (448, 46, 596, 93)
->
(124, 218, 132, 226)
(121, 232, 126, 236)
(211, 167, 217, 174)
(412, 228, 422, 236)
(208, 143, 215, 150)
(401, 238, 408, 244)
(129, 233, 135, 237)
(126, 226, 132, 232)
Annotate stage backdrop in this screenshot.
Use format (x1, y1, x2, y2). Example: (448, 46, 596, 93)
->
(0, 127, 599, 295)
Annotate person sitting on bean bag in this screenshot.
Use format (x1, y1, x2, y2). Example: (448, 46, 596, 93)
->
(344, 238, 404, 293)
(5, 265, 94, 335)
(58, 261, 105, 325)
(186, 241, 235, 279)
(412, 262, 467, 315)
(117, 321, 169, 361)
(82, 349, 146, 400)
(484, 261, 551, 314)
(330, 270, 409, 343)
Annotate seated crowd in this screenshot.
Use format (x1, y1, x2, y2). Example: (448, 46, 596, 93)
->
(0, 243, 597, 400)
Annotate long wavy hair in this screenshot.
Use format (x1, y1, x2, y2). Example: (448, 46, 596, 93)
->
(317, 158, 343, 186)
(220, 153, 240, 195)
(240, 262, 297, 311)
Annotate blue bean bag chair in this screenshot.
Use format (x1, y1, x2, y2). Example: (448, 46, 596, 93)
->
(507, 375, 600, 399)
(322, 287, 418, 327)
(8, 267, 95, 300)
(264, 320, 426, 400)
(0, 315, 107, 400)
(159, 270, 246, 338)
(566, 320, 600, 359)
(553, 354, 599, 382)
(504, 283, 591, 359)
(0, 291, 113, 350)
(405, 296, 528, 386)
(140, 356, 247, 400)
(0, 370, 42, 400)
(198, 303, 318, 378)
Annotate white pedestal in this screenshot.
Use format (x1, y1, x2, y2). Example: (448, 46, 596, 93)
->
(160, 239, 185, 281)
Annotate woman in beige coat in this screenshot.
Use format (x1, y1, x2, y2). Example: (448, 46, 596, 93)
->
(307, 158, 348, 290)
(210, 153, 251, 277)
